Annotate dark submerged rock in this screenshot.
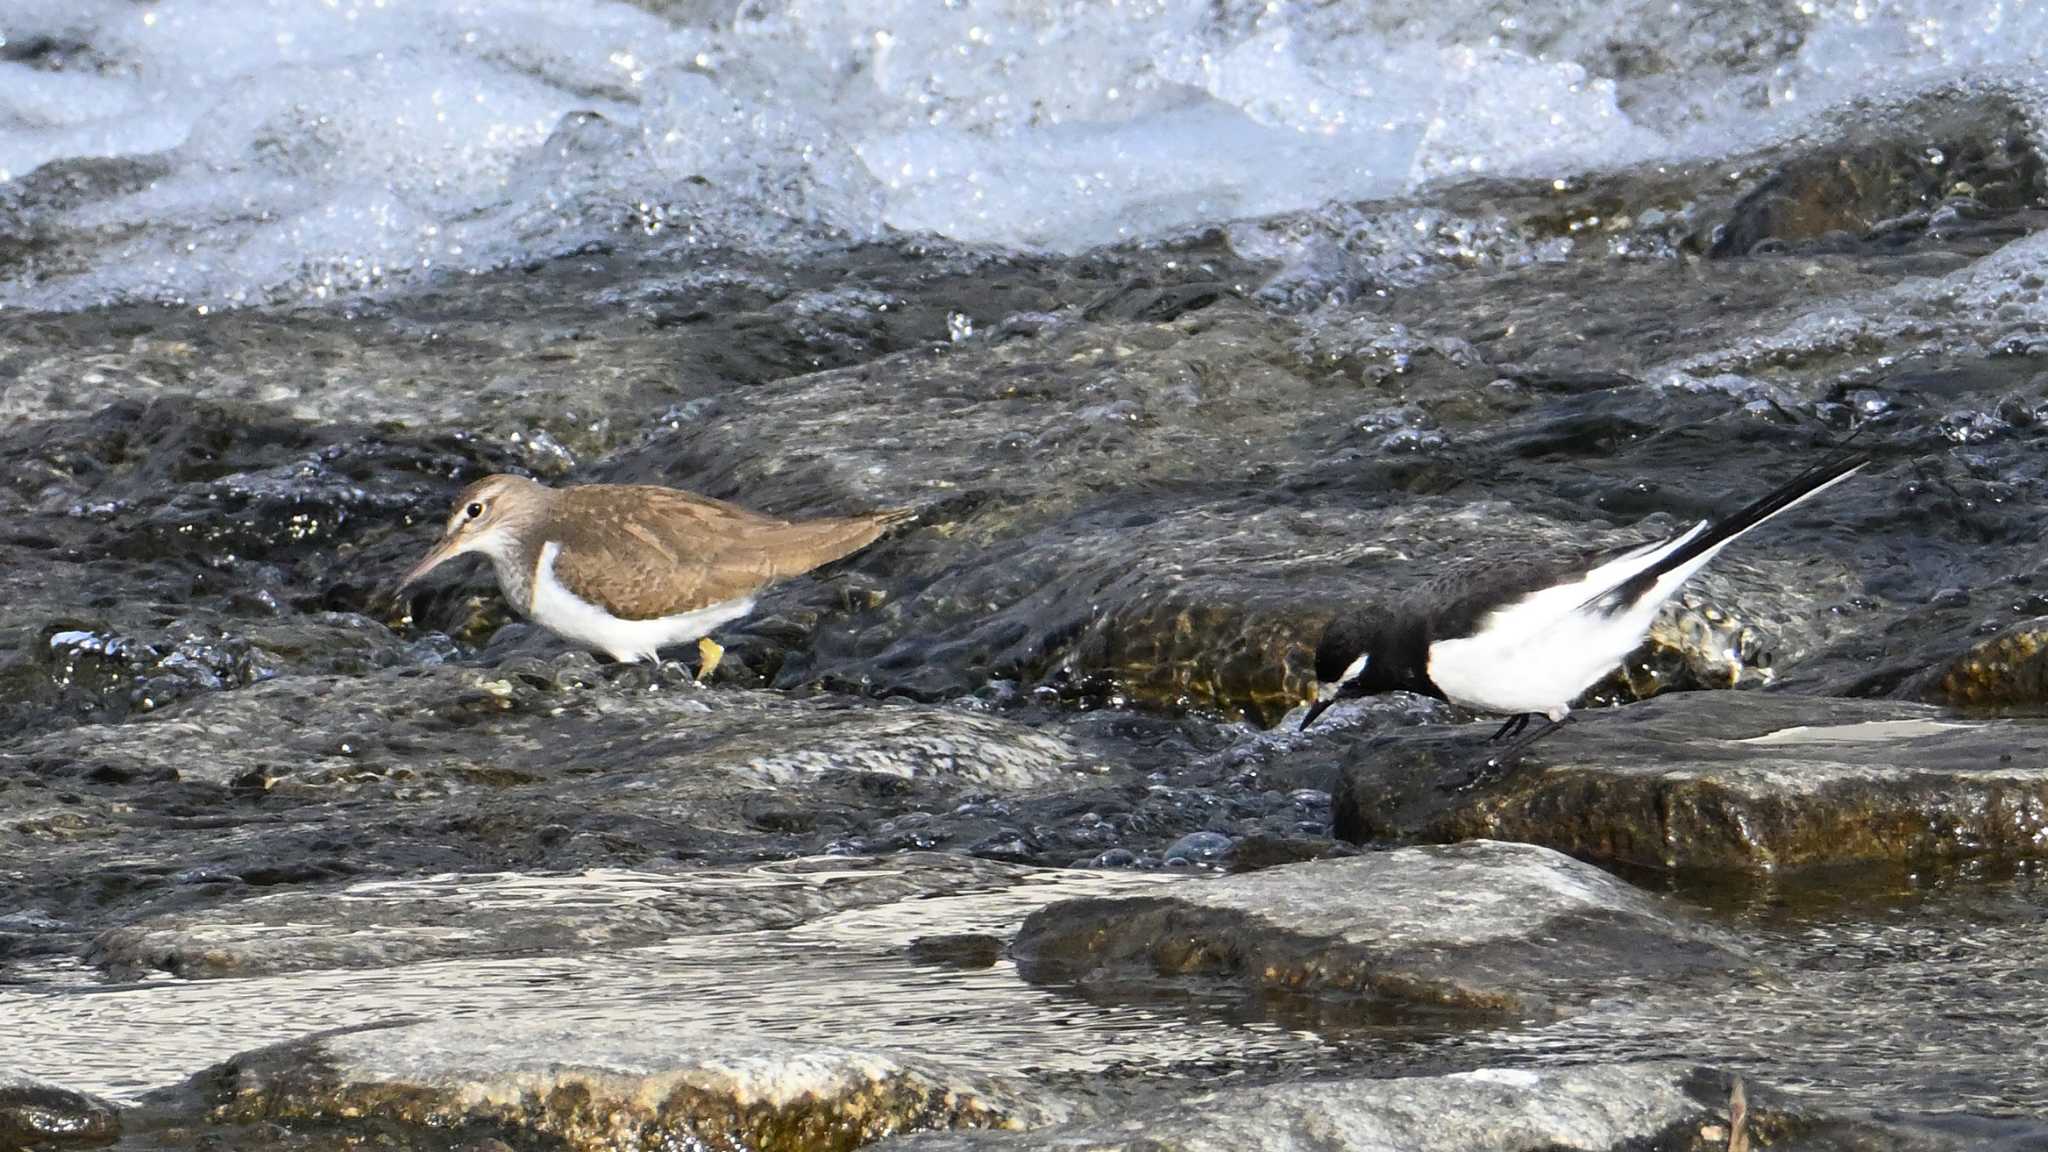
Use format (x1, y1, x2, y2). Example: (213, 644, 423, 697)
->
(2, 664, 1099, 961)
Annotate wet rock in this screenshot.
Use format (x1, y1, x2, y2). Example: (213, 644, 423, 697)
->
(15, 867, 1353, 1105)
(601, 299, 1337, 721)
(162, 1019, 1069, 1152)
(0, 238, 1094, 428)
(0, 156, 171, 277)
(0, 397, 521, 733)
(0, 664, 1100, 938)
(1706, 92, 2046, 259)
(0, 1070, 121, 1149)
(1235, 88, 2048, 329)
(9, 665, 1085, 794)
(1012, 841, 1751, 1017)
(596, 310, 1869, 724)
(1340, 692, 2048, 873)
(906, 1065, 1692, 1152)
(887, 1064, 1985, 1152)
(89, 854, 1028, 980)
(1920, 615, 2048, 707)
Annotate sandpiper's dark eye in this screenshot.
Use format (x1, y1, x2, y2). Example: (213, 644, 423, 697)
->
(465, 502, 484, 519)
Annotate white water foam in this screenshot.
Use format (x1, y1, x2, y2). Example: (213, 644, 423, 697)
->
(3, 0, 2048, 310)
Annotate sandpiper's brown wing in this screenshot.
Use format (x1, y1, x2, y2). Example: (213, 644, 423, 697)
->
(548, 484, 907, 621)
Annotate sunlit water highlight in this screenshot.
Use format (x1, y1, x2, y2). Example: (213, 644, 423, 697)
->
(6, 864, 2047, 1123)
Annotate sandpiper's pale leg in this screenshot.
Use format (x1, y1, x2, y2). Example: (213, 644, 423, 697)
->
(696, 637, 724, 682)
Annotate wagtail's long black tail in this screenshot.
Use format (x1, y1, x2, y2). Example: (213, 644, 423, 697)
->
(1588, 450, 1870, 614)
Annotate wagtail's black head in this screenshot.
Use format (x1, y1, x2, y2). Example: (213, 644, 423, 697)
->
(1300, 613, 1387, 730)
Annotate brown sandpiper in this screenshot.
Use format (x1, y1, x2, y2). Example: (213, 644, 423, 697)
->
(397, 474, 911, 678)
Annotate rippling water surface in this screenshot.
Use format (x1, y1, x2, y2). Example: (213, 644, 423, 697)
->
(7, 863, 2046, 1128)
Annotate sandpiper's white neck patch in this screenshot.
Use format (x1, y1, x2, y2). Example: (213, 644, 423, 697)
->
(1317, 653, 1370, 701)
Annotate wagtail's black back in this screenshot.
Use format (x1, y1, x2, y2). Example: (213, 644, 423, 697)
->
(1300, 451, 1868, 731)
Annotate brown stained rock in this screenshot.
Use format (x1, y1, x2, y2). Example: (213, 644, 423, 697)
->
(1341, 692, 2048, 873)
(1080, 594, 1315, 723)
(1924, 616, 2048, 707)
(180, 1021, 1068, 1152)
(1011, 842, 1751, 1018)
(1704, 91, 2046, 258)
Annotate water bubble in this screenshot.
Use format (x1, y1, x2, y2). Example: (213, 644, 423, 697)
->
(1163, 831, 1235, 868)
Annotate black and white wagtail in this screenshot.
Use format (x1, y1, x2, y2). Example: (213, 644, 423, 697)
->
(1299, 452, 1869, 735)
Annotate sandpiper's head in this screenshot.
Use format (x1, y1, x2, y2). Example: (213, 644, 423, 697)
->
(397, 474, 549, 591)
(1299, 614, 1385, 730)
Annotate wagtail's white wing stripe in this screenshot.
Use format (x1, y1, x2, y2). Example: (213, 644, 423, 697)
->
(1423, 452, 1868, 721)
(1436, 521, 1707, 652)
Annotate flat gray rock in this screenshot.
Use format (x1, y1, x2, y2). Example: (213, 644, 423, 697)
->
(1013, 841, 1752, 1016)
(90, 853, 1030, 980)
(1339, 692, 2048, 872)
(164, 1019, 1071, 1152)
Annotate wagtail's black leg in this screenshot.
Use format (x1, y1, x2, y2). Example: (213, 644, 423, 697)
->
(1449, 714, 1574, 793)
(1494, 713, 1573, 760)
(1489, 713, 1532, 742)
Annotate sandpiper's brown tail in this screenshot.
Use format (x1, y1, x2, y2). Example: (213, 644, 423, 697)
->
(766, 507, 916, 580)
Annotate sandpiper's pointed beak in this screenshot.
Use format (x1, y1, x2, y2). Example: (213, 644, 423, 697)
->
(397, 536, 462, 593)
(1299, 696, 1335, 731)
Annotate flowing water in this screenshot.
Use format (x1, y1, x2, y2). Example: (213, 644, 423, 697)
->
(6, 862, 2048, 1128)
(7, 0, 2048, 1139)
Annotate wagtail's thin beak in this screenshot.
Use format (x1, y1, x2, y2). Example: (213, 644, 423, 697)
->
(397, 536, 462, 593)
(1299, 696, 1334, 731)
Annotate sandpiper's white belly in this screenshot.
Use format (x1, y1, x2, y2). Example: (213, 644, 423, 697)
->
(529, 542, 755, 663)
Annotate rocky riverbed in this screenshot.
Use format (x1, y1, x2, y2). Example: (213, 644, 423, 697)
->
(10, 2, 2048, 1149)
